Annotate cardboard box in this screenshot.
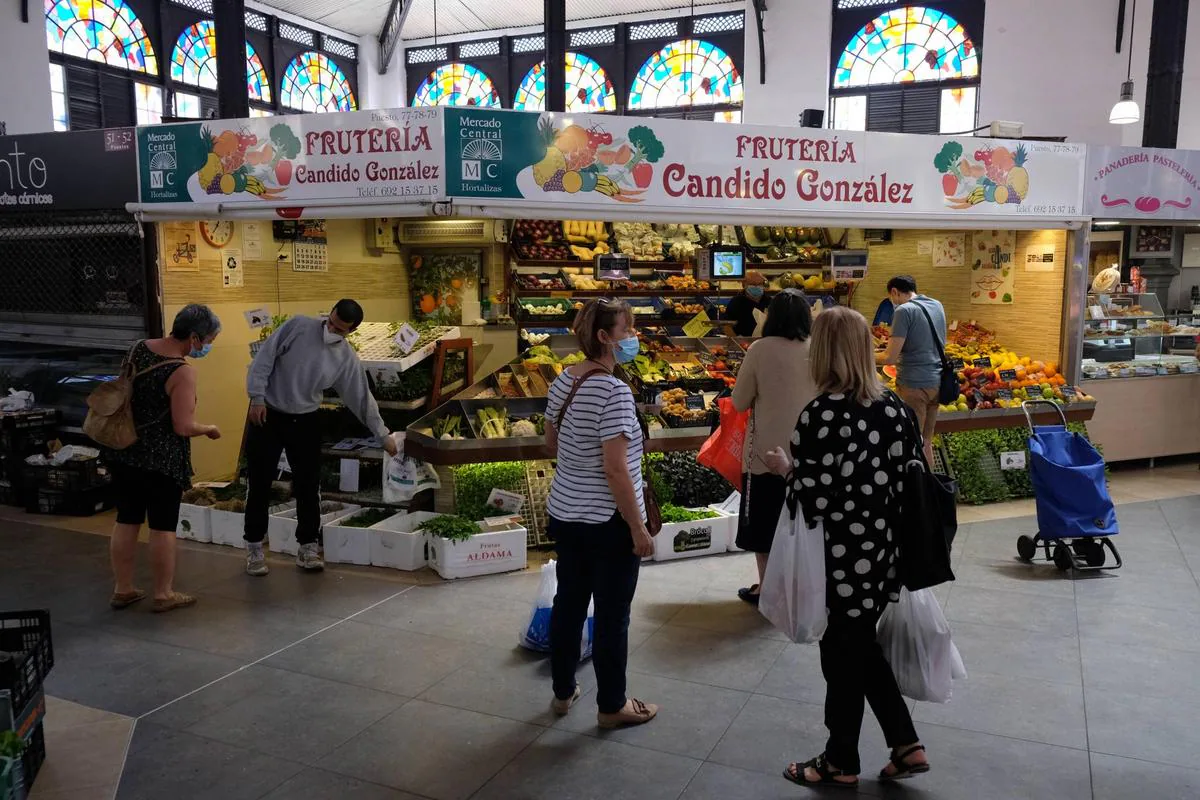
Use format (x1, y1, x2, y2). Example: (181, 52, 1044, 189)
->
(369, 511, 437, 571)
(175, 504, 211, 543)
(652, 510, 732, 562)
(428, 519, 527, 579)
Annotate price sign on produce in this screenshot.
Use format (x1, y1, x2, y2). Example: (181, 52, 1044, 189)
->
(394, 323, 420, 354)
(682, 311, 714, 338)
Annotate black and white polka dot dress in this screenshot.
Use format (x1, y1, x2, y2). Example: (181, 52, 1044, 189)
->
(787, 390, 924, 621)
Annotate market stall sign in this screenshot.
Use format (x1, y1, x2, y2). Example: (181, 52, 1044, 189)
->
(0, 128, 137, 211)
(1086, 146, 1200, 220)
(136, 108, 444, 205)
(682, 311, 714, 338)
(442, 109, 1087, 220)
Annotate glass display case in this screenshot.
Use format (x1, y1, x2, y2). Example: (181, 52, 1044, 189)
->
(1082, 293, 1200, 379)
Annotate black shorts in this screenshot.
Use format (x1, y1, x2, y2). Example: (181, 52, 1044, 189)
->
(111, 463, 184, 532)
(735, 472, 787, 553)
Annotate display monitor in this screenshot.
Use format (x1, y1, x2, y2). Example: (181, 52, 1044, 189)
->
(595, 254, 631, 281)
(710, 247, 745, 279)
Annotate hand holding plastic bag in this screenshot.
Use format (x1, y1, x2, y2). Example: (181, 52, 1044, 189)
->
(758, 507, 827, 644)
(381, 433, 440, 503)
(518, 560, 594, 659)
(876, 588, 965, 703)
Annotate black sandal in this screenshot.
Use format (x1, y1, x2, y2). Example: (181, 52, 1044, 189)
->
(782, 754, 859, 788)
(737, 585, 761, 606)
(879, 745, 930, 781)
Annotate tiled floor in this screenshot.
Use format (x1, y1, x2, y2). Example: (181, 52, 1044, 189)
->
(2, 469, 1199, 800)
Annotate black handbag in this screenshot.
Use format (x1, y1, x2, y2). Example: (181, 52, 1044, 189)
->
(893, 394, 957, 591)
(913, 300, 960, 406)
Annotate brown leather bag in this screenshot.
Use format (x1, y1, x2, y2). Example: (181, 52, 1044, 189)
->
(84, 342, 184, 450)
(554, 368, 662, 536)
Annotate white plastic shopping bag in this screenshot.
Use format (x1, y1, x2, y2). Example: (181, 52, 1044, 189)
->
(876, 588, 964, 703)
(382, 433, 440, 503)
(518, 560, 594, 659)
(758, 507, 828, 644)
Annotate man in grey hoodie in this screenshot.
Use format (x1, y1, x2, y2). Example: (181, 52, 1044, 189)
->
(242, 299, 399, 575)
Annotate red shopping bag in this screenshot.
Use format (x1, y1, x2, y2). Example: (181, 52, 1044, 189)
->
(697, 397, 750, 487)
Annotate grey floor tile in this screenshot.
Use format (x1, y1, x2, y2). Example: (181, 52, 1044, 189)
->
(448, 570, 546, 603)
(946, 621, 1082, 686)
(173, 666, 405, 765)
(44, 622, 243, 717)
(554, 673, 751, 760)
(1077, 599, 1200, 653)
(472, 728, 701, 800)
(628, 625, 786, 692)
(665, 587, 789, 641)
(958, 522, 1038, 561)
(1090, 753, 1200, 800)
(1085, 688, 1200, 768)
(708, 693, 889, 777)
(199, 568, 408, 619)
(1081, 637, 1200, 701)
(754, 643, 827, 706)
(117, 721, 304, 800)
(1073, 568, 1200, 612)
(679, 760, 886, 799)
(942, 585, 1078, 638)
(628, 574, 706, 626)
(265, 620, 487, 697)
(911, 670, 1087, 749)
(99, 593, 340, 662)
(419, 644, 595, 726)
(261, 768, 424, 799)
(354, 585, 532, 649)
(951, 557, 1077, 599)
(320, 699, 542, 800)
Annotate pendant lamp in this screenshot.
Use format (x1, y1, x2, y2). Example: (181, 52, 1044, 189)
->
(1110, 0, 1140, 124)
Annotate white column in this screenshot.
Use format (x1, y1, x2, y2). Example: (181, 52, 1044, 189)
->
(358, 34, 407, 110)
(741, 0, 832, 127)
(0, 18, 53, 134)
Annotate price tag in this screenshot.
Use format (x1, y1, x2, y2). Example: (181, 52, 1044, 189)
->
(999, 369, 1018, 383)
(339, 458, 360, 493)
(682, 311, 714, 338)
(550, 291, 572, 299)
(949, 357, 965, 371)
(999, 450, 1027, 471)
(1060, 385, 1078, 398)
(973, 357, 992, 369)
(684, 395, 707, 410)
(393, 323, 420, 354)
(996, 388, 1014, 401)
(372, 367, 400, 388)
(973, 390, 987, 406)
(1088, 305, 1106, 320)
(486, 488, 526, 514)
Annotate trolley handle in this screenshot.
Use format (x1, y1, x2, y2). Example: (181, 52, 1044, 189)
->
(1020, 399, 1068, 431)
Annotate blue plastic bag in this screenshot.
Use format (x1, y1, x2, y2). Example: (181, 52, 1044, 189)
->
(519, 560, 593, 659)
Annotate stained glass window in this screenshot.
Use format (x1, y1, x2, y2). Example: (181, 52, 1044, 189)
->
(169, 21, 272, 104)
(45, 0, 158, 74)
(411, 62, 500, 107)
(513, 52, 615, 113)
(134, 82, 162, 124)
(628, 39, 742, 110)
(833, 6, 977, 88)
(280, 51, 356, 112)
(49, 64, 69, 130)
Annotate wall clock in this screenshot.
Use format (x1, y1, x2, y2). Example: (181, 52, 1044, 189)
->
(200, 220, 234, 248)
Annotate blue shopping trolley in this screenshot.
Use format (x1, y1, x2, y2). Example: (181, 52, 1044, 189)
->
(1015, 401, 1122, 572)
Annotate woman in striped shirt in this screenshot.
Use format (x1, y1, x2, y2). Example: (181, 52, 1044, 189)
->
(544, 299, 658, 729)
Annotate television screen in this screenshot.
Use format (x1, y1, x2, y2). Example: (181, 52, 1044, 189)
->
(711, 249, 745, 279)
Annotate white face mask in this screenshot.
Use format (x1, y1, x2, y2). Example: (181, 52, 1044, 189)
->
(323, 326, 344, 346)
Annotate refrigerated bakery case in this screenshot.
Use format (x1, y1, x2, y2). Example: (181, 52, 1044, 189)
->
(1080, 292, 1200, 461)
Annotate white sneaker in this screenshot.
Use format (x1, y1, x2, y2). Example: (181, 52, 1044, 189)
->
(245, 544, 269, 577)
(296, 542, 324, 571)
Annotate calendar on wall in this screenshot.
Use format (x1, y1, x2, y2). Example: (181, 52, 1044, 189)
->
(293, 220, 329, 273)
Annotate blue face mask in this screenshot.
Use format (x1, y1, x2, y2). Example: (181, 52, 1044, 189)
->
(747, 286, 764, 300)
(614, 336, 640, 363)
(189, 341, 212, 359)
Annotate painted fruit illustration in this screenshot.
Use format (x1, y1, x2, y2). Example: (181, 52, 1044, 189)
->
(1007, 144, 1029, 199)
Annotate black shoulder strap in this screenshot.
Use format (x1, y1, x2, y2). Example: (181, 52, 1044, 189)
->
(912, 300, 947, 360)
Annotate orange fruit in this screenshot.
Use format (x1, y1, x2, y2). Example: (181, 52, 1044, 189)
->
(419, 294, 436, 314)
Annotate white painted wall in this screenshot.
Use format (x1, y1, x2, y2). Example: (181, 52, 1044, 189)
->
(741, 0, 832, 126)
(357, 34, 407, 110)
(0, 9, 53, 134)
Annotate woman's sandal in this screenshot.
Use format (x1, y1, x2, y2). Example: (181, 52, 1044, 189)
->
(597, 698, 658, 729)
(737, 585, 761, 606)
(152, 592, 197, 613)
(109, 590, 146, 610)
(783, 754, 859, 788)
(878, 745, 930, 781)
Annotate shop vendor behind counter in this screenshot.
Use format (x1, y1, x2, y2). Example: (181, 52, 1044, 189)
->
(726, 270, 770, 337)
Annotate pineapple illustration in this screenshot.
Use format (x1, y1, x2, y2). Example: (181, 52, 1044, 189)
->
(532, 117, 567, 187)
(1007, 144, 1029, 201)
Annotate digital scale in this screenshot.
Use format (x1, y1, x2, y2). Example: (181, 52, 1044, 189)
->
(830, 249, 869, 281)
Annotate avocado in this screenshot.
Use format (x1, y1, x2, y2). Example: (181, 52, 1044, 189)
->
(771, 227, 786, 242)
(753, 225, 770, 241)
(766, 245, 783, 260)
(785, 227, 798, 242)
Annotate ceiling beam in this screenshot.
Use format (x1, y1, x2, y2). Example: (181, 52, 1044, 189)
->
(753, 0, 766, 84)
(378, 0, 412, 75)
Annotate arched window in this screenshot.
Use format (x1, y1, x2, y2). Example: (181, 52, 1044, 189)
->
(280, 51, 356, 112)
(513, 52, 615, 113)
(830, 5, 979, 134)
(169, 21, 272, 103)
(44, 0, 157, 74)
(411, 62, 500, 107)
(628, 39, 742, 111)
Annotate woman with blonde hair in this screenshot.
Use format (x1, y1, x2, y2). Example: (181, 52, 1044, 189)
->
(543, 299, 658, 729)
(765, 306, 929, 788)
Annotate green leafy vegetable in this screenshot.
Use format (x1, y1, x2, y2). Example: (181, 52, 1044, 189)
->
(659, 504, 719, 523)
(628, 125, 665, 164)
(0, 731, 26, 758)
(418, 514, 479, 542)
(453, 462, 526, 520)
(270, 124, 301, 160)
(337, 508, 395, 528)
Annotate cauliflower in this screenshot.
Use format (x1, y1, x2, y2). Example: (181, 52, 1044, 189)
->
(510, 419, 538, 437)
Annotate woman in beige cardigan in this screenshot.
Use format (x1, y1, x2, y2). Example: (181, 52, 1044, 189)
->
(731, 289, 819, 604)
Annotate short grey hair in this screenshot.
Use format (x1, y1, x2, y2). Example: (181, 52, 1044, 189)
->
(170, 304, 222, 341)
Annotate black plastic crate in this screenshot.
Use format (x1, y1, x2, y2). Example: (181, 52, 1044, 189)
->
(29, 485, 114, 517)
(0, 411, 58, 433)
(17, 720, 45, 793)
(44, 459, 108, 492)
(0, 483, 17, 508)
(0, 612, 53, 717)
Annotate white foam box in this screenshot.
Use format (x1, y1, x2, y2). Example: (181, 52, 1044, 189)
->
(652, 510, 734, 562)
(269, 502, 360, 555)
(369, 511, 438, 571)
(176, 504, 211, 543)
(429, 519, 528, 580)
(321, 509, 379, 566)
(208, 509, 246, 548)
(710, 507, 743, 552)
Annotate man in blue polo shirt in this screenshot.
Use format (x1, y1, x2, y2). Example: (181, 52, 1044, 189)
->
(876, 275, 946, 464)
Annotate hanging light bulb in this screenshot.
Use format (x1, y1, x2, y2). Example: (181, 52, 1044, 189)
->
(1110, 0, 1140, 125)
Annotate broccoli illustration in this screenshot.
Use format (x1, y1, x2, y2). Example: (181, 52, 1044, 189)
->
(270, 124, 301, 161)
(628, 125, 665, 164)
(934, 141, 964, 176)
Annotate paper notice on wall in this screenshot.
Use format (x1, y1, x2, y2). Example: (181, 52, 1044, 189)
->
(221, 248, 244, 288)
(244, 307, 270, 329)
(970, 230, 1015, 304)
(162, 221, 199, 271)
(1025, 242, 1056, 272)
(242, 222, 264, 260)
(932, 233, 965, 267)
(917, 240, 933, 256)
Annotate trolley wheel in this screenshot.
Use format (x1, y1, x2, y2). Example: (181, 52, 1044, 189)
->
(1073, 539, 1106, 568)
(1017, 535, 1037, 562)
(1053, 544, 1074, 572)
